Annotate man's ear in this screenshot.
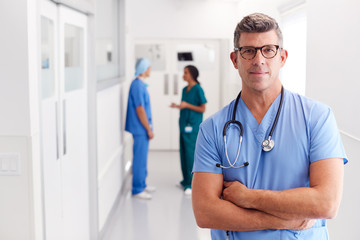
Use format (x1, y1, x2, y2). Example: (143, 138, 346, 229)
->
(230, 52, 238, 69)
(280, 49, 288, 67)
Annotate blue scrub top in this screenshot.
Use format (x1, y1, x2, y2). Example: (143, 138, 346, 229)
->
(125, 78, 152, 135)
(193, 89, 348, 240)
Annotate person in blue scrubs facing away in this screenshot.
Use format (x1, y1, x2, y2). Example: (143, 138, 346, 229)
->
(125, 58, 156, 200)
(170, 65, 207, 196)
(192, 13, 348, 240)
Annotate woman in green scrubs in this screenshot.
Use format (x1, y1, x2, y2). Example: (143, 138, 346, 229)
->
(170, 65, 207, 195)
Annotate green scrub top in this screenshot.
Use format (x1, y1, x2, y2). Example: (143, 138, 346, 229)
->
(179, 83, 207, 133)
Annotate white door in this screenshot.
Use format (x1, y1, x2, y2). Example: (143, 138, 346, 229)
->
(135, 39, 220, 150)
(40, 2, 62, 239)
(59, 6, 89, 240)
(40, 1, 89, 239)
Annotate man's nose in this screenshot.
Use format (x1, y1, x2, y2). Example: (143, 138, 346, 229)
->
(252, 49, 266, 65)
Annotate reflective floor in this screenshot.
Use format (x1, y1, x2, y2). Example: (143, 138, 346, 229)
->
(103, 151, 211, 240)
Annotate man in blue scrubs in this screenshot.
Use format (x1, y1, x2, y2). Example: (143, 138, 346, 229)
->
(125, 58, 155, 200)
(192, 13, 347, 239)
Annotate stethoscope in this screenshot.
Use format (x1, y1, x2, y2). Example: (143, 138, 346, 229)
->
(216, 86, 284, 169)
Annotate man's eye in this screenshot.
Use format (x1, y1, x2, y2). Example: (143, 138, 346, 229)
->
(242, 49, 255, 54)
(263, 47, 276, 53)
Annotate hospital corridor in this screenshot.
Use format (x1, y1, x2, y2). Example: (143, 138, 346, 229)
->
(1, 0, 360, 240)
(102, 151, 211, 240)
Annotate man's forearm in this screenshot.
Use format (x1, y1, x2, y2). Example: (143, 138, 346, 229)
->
(224, 182, 339, 220)
(194, 193, 315, 232)
(223, 158, 344, 220)
(247, 187, 325, 220)
(192, 173, 312, 232)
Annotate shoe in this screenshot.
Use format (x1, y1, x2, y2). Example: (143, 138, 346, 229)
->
(176, 183, 184, 190)
(184, 188, 192, 196)
(133, 191, 152, 200)
(145, 186, 156, 193)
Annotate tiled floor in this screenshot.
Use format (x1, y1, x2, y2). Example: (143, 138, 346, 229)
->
(103, 151, 211, 240)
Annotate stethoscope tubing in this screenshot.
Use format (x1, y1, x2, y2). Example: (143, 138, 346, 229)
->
(219, 86, 284, 168)
(268, 86, 284, 139)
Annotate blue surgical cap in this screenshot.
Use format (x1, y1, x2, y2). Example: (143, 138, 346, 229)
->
(135, 58, 151, 77)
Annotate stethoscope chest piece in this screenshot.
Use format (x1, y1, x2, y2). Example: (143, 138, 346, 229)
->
(262, 138, 274, 152)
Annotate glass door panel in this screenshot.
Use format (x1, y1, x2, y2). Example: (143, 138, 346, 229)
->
(64, 24, 84, 92)
(41, 16, 55, 99)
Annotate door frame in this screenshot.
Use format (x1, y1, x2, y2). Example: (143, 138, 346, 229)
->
(134, 38, 221, 150)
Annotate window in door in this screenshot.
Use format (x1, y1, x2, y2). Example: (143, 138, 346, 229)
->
(64, 24, 84, 92)
(41, 17, 55, 99)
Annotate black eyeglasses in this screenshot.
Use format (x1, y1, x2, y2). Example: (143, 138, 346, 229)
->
(234, 45, 281, 60)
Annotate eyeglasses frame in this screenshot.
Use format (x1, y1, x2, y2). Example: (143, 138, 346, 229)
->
(234, 45, 282, 60)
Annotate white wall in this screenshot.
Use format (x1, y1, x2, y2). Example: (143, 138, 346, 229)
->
(97, 84, 123, 231)
(0, 0, 31, 136)
(306, 0, 360, 239)
(94, 0, 130, 235)
(236, 0, 282, 21)
(306, 0, 360, 139)
(127, 0, 237, 39)
(0, 0, 43, 239)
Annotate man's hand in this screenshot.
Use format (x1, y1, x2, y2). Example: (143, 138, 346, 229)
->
(287, 219, 316, 231)
(147, 129, 154, 140)
(223, 181, 253, 209)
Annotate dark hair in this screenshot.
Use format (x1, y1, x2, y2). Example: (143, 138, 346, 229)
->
(185, 65, 200, 84)
(234, 13, 283, 48)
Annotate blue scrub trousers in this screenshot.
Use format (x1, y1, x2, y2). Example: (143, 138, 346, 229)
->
(132, 134, 149, 195)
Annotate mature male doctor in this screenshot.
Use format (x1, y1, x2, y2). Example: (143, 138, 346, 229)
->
(192, 13, 347, 239)
(125, 58, 155, 200)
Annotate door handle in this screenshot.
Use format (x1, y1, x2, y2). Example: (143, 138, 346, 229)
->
(164, 74, 169, 95)
(55, 101, 60, 160)
(63, 99, 67, 156)
(173, 74, 178, 95)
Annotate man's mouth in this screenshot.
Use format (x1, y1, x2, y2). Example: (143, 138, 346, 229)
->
(250, 71, 268, 75)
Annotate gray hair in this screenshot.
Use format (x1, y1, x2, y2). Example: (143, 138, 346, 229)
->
(233, 13, 283, 48)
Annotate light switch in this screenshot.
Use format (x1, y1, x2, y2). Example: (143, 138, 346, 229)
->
(1, 159, 9, 171)
(0, 153, 21, 176)
(10, 159, 17, 172)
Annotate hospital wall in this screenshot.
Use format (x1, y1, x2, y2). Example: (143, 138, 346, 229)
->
(125, 0, 245, 109)
(306, 0, 360, 239)
(0, 0, 43, 239)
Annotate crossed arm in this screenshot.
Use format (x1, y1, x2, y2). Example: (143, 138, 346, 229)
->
(192, 158, 344, 231)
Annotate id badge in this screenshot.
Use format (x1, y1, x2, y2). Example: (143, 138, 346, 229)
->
(185, 125, 193, 133)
